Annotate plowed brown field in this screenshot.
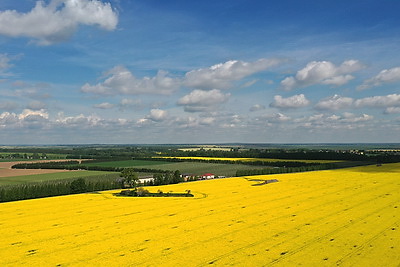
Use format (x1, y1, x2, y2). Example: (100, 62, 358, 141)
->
(0, 160, 77, 178)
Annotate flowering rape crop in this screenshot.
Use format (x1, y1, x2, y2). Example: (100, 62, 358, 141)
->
(1, 163, 399, 266)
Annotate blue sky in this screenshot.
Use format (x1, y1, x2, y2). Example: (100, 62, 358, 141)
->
(0, 0, 399, 144)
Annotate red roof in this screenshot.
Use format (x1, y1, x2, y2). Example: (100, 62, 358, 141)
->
(202, 173, 214, 176)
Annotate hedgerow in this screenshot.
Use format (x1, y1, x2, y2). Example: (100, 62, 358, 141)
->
(0, 173, 121, 203)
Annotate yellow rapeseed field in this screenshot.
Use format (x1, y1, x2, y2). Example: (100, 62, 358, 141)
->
(1, 163, 400, 266)
(161, 156, 342, 163)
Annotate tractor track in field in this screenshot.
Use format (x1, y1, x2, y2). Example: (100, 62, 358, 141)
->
(334, 219, 400, 265)
(266, 198, 400, 266)
(197, 181, 399, 266)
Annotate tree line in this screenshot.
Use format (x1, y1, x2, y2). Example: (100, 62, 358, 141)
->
(1, 145, 399, 163)
(135, 157, 329, 167)
(161, 148, 400, 162)
(11, 161, 171, 174)
(0, 174, 120, 203)
(151, 170, 183, 186)
(235, 164, 336, 176)
(118, 169, 183, 187)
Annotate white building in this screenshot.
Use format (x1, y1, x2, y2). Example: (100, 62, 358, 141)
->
(200, 173, 215, 179)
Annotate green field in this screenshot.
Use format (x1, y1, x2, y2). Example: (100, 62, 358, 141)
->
(85, 160, 264, 177)
(1, 159, 265, 186)
(0, 159, 31, 162)
(0, 171, 118, 186)
(84, 159, 171, 168)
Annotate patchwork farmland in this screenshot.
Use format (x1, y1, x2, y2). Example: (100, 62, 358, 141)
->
(0, 160, 117, 186)
(0, 163, 399, 266)
(0, 171, 118, 186)
(83, 159, 267, 177)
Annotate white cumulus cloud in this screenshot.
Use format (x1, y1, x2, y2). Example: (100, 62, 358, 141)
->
(146, 109, 168, 122)
(354, 94, 400, 108)
(321, 75, 355, 86)
(173, 116, 216, 128)
(184, 58, 283, 90)
(280, 60, 364, 91)
(384, 107, 400, 114)
(177, 89, 230, 112)
(0, 109, 50, 128)
(341, 112, 373, 123)
(262, 113, 291, 123)
(18, 109, 49, 120)
(315, 95, 354, 110)
(0, 112, 19, 127)
(56, 112, 102, 127)
(270, 94, 310, 109)
(297, 112, 374, 130)
(357, 67, 400, 90)
(0, 0, 118, 45)
(81, 66, 180, 95)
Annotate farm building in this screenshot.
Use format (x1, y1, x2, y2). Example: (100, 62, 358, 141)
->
(181, 173, 196, 181)
(138, 176, 154, 184)
(200, 173, 215, 179)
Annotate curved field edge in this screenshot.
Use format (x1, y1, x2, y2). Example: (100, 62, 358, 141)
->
(0, 163, 399, 266)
